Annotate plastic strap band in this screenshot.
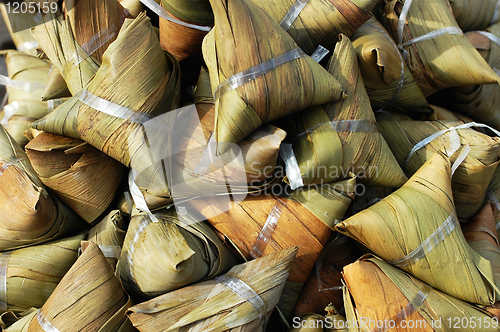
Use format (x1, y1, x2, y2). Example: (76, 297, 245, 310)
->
(67, 26, 117, 67)
(126, 214, 152, 280)
(214, 48, 306, 100)
(280, 143, 304, 190)
(47, 99, 64, 112)
(387, 213, 458, 267)
(476, 31, 500, 49)
(451, 143, 470, 175)
(396, 0, 413, 47)
(491, 0, 500, 26)
(487, 189, 500, 214)
(76, 90, 172, 133)
(17, 41, 39, 52)
(0, 251, 11, 312)
(99, 245, 121, 259)
(128, 169, 158, 222)
(128, 216, 150, 257)
(124, 191, 134, 214)
(81, 25, 116, 56)
(0, 75, 45, 93)
(366, 24, 405, 111)
(0, 158, 23, 177)
(447, 128, 460, 157)
(397, 0, 462, 55)
(215, 275, 267, 320)
(399, 27, 463, 48)
(138, 0, 212, 32)
(1, 101, 20, 126)
(372, 290, 429, 332)
(310, 45, 329, 63)
(279, 0, 310, 31)
(76, 90, 150, 124)
(249, 198, 286, 258)
(405, 122, 500, 168)
(316, 233, 347, 292)
(36, 310, 62, 332)
(291, 120, 377, 145)
(330, 120, 377, 132)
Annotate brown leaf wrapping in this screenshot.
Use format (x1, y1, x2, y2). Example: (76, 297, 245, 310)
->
(0, 126, 84, 251)
(27, 242, 130, 332)
(203, 0, 345, 153)
(25, 132, 127, 224)
(128, 247, 298, 332)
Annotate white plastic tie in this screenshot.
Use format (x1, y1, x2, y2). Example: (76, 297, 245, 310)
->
(76, 90, 172, 135)
(249, 199, 286, 258)
(47, 99, 64, 112)
(0, 75, 45, 93)
(405, 122, 500, 168)
(124, 191, 134, 213)
(476, 31, 500, 48)
(214, 275, 267, 320)
(77, 90, 149, 124)
(68, 26, 117, 67)
(397, 0, 413, 47)
(397, 0, 462, 57)
(451, 144, 470, 175)
(310, 45, 329, 63)
(447, 129, 460, 157)
(0, 251, 11, 312)
(279, 0, 310, 31)
(280, 143, 304, 190)
(81, 25, 116, 56)
(36, 310, 62, 332)
(128, 169, 158, 223)
(387, 213, 458, 267)
(139, 0, 212, 32)
(330, 120, 377, 132)
(17, 41, 39, 52)
(491, 0, 500, 26)
(99, 245, 122, 259)
(292, 120, 377, 143)
(214, 48, 306, 100)
(1, 102, 20, 126)
(399, 27, 463, 48)
(126, 214, 152, 281)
